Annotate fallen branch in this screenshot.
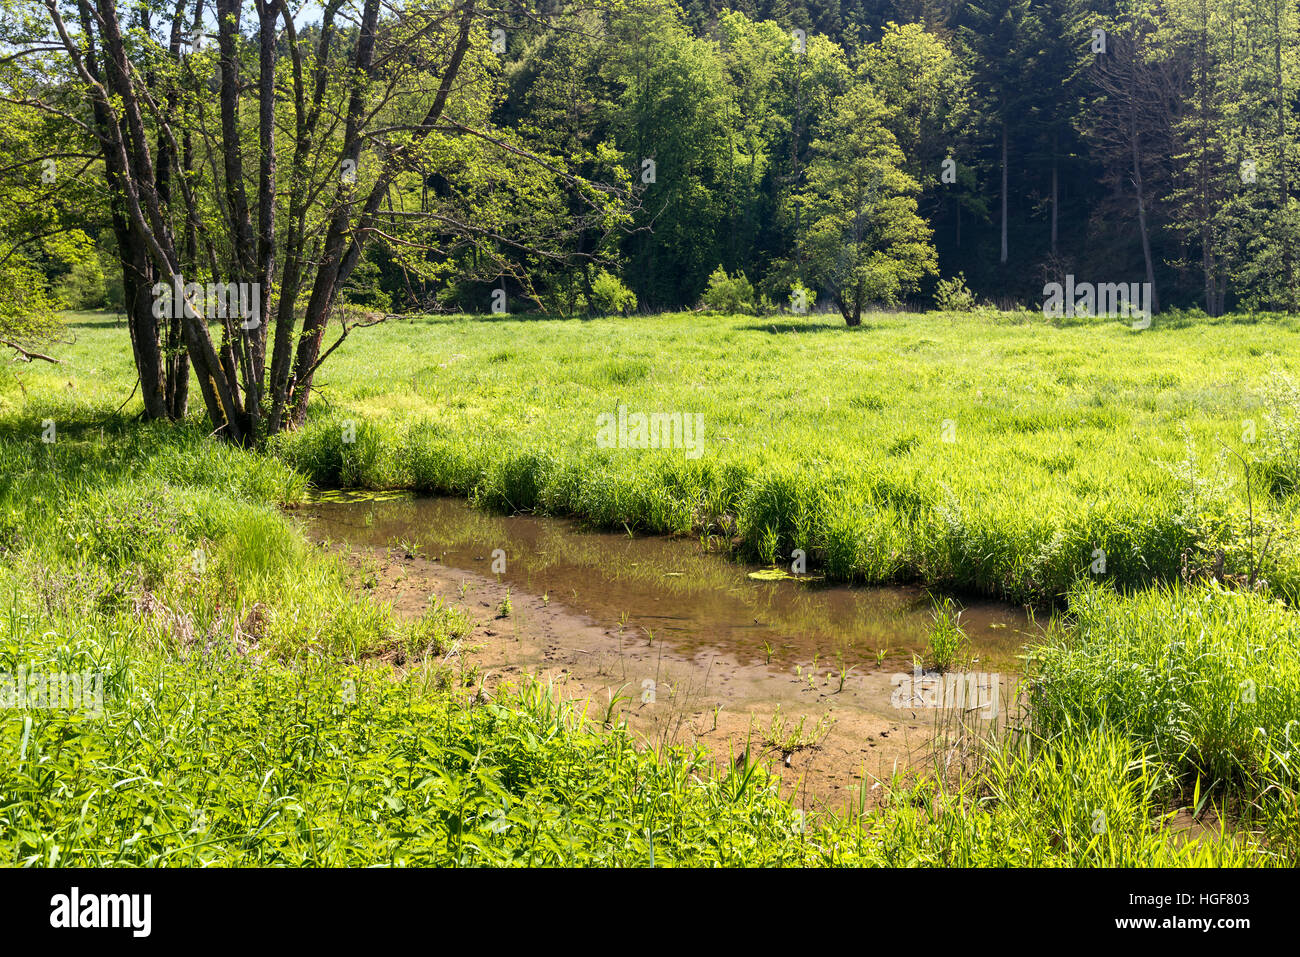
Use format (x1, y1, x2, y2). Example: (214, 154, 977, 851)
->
(1, 337, 63, 363)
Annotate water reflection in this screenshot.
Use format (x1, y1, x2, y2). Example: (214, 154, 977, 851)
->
(302, 495, 1038, 671)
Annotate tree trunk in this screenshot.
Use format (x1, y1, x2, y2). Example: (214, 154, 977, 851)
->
(119, 236, 169, 420)
(1275, 0, 1294, 310)
(1000, 115, 1008, 264)
(1128, 69, 1159, 314)
(1050, 132, 1058, 256)
(844, 280, 863, 326)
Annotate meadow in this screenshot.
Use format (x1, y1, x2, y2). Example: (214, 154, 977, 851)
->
(257, 309, 1300, 602)
(1, 308, 1298, 865)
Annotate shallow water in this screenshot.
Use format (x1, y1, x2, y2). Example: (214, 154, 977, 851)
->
(302, 494, 1039, 672)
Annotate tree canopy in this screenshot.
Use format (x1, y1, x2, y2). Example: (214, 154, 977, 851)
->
(4, 0, 1300, 435)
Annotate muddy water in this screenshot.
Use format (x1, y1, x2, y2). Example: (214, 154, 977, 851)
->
(304, 494, 1037, 672)
(301, 493, 1045, 807)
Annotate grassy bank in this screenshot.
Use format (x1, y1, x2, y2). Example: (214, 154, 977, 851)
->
(2, 310, 1297, 865)
(0, 418, 839, 865)
(14, 310, 1300, 604)
(278, 311, 1300, 604)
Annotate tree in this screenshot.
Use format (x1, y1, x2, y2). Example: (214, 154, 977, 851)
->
(859, 21, 972, 221)
(859, 20, 977, 275)
(798, 82, 936, 324)
(763, 25, 850, 296)
(1158, 0, 1234, 314)
(25, 0, 627, 443)
(602, 0, 733, 307)
(1213, 0, 1300, 310)
(956, 0, 1036, 266)
(713, 10, 788, 278)
(0, 93, 95, 363)
(499, 5, 634, 316)
(1085, 9, 1186, 314)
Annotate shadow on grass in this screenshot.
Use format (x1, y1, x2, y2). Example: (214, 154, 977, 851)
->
(0, 404, 188, 446)
(736, 320, 864, 334)
(61, 310, 128, 329)
(402, 312, 604, 326)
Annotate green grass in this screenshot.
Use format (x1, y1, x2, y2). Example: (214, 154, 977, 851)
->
(867, 727, 1260, 867)
(17, 311, 1300, 606)
(1032, 582, 1300, 796)
(2, 309, 1298, 865)
(217, 310, 1300, 603)
(921, 595, 969, 673)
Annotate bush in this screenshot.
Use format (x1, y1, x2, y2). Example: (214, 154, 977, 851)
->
(101, 251, 125, 312)
(702, 266, 755, 315)
(341, 253, 392, 311)
(0, 254, 63, 347)
(788, 282, 816, 315)
(933, 272, 977, 312)
(587, 270, 637, 315)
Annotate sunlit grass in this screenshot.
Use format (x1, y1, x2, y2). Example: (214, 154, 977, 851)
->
(2, 309, 1298, 865)
(229, 309, 1300, 603)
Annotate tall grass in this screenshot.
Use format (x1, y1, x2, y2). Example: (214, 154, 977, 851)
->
(1031, 581, 1300, 794)
(3, 312, 1297, 865)
(867, 727, 1265, 867)
(233, 310, 1300, 604)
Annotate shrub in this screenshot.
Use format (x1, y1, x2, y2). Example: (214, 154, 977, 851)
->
(788, 281, 816, 315)
(588, 270, 638, 315)
(933, 272, 977, 312)
(341, 251, 392, 311)
(702, 266, 755, 315)
(0, 254, 63, 349)
(55, 256, 107, 310)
